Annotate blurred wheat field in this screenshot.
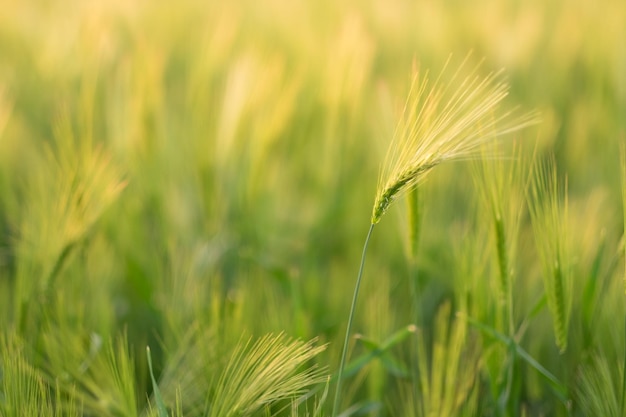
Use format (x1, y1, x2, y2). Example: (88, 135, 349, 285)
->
(0, 0, 625, 416)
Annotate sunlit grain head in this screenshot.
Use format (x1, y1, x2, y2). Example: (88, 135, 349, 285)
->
(371, 57, 538, 224)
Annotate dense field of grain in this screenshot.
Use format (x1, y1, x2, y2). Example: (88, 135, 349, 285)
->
(1, 1, 625, 416)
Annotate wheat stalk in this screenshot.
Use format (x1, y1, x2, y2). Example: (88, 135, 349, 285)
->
(332, 57, 537, 417)
(619, 142, 626, 414)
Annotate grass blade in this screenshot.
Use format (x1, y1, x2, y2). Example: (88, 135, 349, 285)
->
(147, 346, 169, 417)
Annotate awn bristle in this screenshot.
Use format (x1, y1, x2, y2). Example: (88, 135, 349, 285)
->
(371, 58, 537, 224)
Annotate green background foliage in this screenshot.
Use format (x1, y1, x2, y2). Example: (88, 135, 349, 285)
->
(0, 0, 625, 415)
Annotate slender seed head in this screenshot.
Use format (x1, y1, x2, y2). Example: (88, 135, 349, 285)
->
(371, 57, 538, 224)
(527, 156, 571, 353)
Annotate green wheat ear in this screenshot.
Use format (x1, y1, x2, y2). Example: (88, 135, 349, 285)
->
(332, 57, 537, 417)
(527, 156, 571, 353)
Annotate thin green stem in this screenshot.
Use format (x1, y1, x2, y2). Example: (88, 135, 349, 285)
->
(619, 144, 626, 416)
(332, 223, 375, 417)
(492, 213, 517, 414)
(621, 310, 626, 417)
(622, 233, 626, 416)
(407, 188, 421, 325)
(406, 188, 424, 416)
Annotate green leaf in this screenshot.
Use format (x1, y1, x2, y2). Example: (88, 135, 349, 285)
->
(147, 346, 169, 417)
(336, 325, 416, 380)
(463, 314, 568, 403)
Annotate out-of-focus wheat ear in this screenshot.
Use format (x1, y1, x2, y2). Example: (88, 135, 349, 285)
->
(210, 334, 326, 417)
(527, 155, 571, 353)
(412, 302, 478, 417)
(577, 355, 620, 416)
(473, 141, 532, 336)
(493, 215, 509, 308)
(551, 257, 568, 353)
(474, 139, 512, 331)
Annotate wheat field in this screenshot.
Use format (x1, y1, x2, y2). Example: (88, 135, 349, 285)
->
(1, 0, 625, 416)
